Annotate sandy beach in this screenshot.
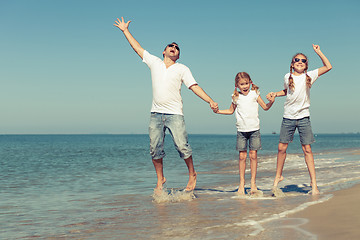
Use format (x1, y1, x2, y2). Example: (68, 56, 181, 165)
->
(290, 183, 360, 240)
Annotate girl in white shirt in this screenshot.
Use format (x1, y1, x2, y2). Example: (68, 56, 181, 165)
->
(267, 45, 332, 195)
(215, 72, 275, 196)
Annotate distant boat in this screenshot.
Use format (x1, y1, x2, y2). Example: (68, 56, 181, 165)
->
(272, 132, 276, 135)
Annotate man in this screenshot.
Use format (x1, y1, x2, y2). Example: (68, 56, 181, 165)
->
(114, 17, 218, 193)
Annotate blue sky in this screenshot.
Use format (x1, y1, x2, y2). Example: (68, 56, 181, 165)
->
(1, 0, 359, 134)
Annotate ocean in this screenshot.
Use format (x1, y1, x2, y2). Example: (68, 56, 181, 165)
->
(1, 134, 360, 239)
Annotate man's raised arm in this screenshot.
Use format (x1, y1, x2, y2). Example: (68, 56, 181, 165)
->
(114, 17, 144, 59)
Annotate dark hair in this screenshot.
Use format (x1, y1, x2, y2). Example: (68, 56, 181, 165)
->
(163, 42, 180, 57)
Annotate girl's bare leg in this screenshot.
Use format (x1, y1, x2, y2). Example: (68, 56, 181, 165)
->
(238, 151, 247, 195)
(302, 144, 320, 195)
(273, 143, 288, 188)
(249, 150, 258, 193)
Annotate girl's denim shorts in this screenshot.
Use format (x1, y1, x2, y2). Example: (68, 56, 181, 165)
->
(236, 130, 261, 151)
(279, 117, 315, 145)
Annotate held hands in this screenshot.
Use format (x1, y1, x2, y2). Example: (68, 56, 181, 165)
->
(210, 101, 219, 113)
(266, 92, 276, 102)
(114, 17, 131, 32)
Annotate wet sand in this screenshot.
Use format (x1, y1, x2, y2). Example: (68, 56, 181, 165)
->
(290, 183, 360, 240)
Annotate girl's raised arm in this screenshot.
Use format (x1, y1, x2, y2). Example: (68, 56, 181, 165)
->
(313, 44, 332, 76)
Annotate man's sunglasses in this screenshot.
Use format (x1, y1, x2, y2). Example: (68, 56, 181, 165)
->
(168, 44, 180, 51)
(294, 58, 307, 63)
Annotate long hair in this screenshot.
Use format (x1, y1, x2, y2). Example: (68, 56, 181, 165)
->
(289, 53, 312, 91)
(232, 72, 259, 102)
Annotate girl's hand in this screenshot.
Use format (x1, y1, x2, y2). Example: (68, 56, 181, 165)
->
(313, 44, 322, 54)
(114, 17, 131, 32)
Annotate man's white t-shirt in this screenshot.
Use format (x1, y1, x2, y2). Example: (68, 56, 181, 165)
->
(283, 69, 319, 119)
(142, 50, 197, 115)
(233, 90, 260, 132)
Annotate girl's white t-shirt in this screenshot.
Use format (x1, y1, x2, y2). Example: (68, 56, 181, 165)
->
(233, 90, 260, 132)
(283, 69, 319, 119)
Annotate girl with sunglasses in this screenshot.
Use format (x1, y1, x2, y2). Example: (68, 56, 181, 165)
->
(267, 44, 332, 195)
(214, 72, 275, 196)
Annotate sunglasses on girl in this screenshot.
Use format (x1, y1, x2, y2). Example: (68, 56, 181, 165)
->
(294, 58, 307, 63)
(168, 44, 180, 51)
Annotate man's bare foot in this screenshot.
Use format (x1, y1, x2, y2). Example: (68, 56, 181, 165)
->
(153, 177, 166, 196)
(273, 175, 284, 187)
(185, 172, 197, 191)
(155, 177, 166, 190)
(153, 188, 163, 196)
(162, 177, 166, 185)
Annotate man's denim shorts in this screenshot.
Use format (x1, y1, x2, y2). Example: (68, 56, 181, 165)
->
(236, 130, 261, 151)
(279, 117, 315, 145)
(149, 112, 192, 160)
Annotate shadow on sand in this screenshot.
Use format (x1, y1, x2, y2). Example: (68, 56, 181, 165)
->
(281, 184, 311, 194)
(193, 184, 312, 198)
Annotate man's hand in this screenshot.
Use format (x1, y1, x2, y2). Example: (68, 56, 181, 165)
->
(114, 17, 131, 32)
(210, 101, 219, 112)
(113, 16, 144, 59)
